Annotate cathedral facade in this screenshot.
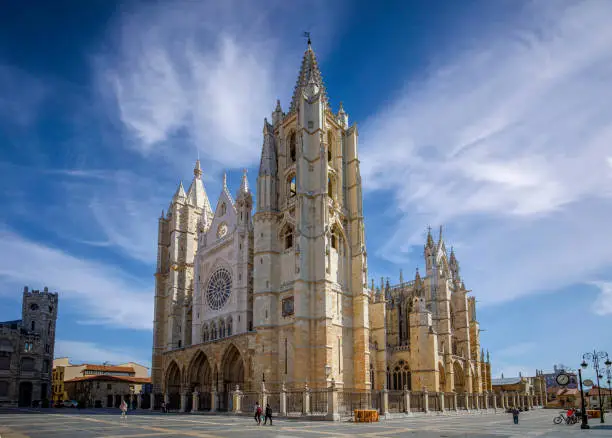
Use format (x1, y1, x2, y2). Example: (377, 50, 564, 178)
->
(151, 42, 492, 411)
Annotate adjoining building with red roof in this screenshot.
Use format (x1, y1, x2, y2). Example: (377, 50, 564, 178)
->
(53, 358, 150, 408)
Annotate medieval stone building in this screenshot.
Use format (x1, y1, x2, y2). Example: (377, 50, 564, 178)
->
(151, 41, 492, 415)
(0, 286, 58, 407)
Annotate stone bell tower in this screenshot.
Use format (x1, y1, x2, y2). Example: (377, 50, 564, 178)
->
(252, 39, 370, 389)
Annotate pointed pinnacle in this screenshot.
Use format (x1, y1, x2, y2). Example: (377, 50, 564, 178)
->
(194, 159, 202, 178)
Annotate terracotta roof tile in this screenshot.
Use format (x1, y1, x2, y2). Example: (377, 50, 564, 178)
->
(84, 365, 134, 373)
(65, 375, 150, 384)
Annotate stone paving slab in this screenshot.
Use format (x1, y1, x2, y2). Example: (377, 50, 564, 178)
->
(0, 408, 610, 437)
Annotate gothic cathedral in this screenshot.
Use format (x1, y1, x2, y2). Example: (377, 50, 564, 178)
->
(151, 42, 492, 409)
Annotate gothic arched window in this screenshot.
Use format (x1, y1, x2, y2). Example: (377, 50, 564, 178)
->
(328, 176, 333, 198)
(327, 131, 333, 163)
(227, 317, 232, 336)
(370, 364, 375, 389)
(288, 175, 296, 198)
(282, 224, 294, 250)
(289, 132, 296, 163)
(220, 202, 226, 216)
(220, 319, 226, 338)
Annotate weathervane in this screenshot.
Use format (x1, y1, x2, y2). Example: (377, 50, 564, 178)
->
(303, 31, 311, 46)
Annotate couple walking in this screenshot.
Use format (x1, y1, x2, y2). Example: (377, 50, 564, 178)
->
(254, 401, 273, 425)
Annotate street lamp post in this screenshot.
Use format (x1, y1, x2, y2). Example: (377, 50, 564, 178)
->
(605, 359, 612, 411)
(581, 350, 610, 423)
(578, 368, 589, 429)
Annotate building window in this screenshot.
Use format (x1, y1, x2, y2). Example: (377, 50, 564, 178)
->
(288, 175, 296, 198)
(327, 131, 333, 163)
(227, 317, 232, 336)
(0, 353, 10, 370)
(21, 357, 35, 371)
(31, 321, 35, 331)
(0, 381, 8, 396)
(220, 203, 226, 216)
(370, 364, 375, 388)
(107, 384, 112, 390)
(43, 360, 49, 373)
(328, 176, 333, 198)
(282, 224, 294, 250)
(178, 340, 182, 348)
(289, 132, 296, 163)
(331, 233, 337, 250)
(24, 342, 33, 352)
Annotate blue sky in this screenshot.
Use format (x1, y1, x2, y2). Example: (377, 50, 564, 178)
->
(1, 0, 611, 382)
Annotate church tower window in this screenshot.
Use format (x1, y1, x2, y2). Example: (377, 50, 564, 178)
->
(288, 175, 296, 198)
(327, 131, 333, 163)
(220, 202, 226, 216)
(282, 224, 294, 250)
(288, 132, 296, 163)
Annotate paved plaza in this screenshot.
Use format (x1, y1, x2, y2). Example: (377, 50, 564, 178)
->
(1, 408, 611, 438)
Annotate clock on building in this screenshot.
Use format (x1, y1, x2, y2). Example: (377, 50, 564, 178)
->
(556, 373, 570, 386)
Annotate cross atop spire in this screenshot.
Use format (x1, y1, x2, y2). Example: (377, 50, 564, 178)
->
(239, 168, 249, 194)
(289, 40, 328, 113)
(194, 159, 202, 178)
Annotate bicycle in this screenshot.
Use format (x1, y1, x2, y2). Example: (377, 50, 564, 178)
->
(553, 412, 578, 425)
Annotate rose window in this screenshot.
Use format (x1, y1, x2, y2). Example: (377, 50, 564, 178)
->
(206, 268, 232, 310)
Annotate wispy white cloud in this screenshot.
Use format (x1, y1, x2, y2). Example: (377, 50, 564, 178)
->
(96, 0, 340, 169)
(590, 281, 612, 316)
(55, 340, 150, 368)
(0, 229, 152, 330)
(360, 0, 612, 304)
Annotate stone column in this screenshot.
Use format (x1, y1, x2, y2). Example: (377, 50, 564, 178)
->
(149, 393, 154, 411)
(280, 383, 287, 416)
(493, 392, 497, 410)
(475, 393, 480, 410)
(423, 389, 429, 413)
(382, 388, 389, 416)
(210, 388, 217, 412)
(164, 393, 170, 407)
(232, 385, 242, 413)
(464, 393, 469, 411)
(261, 381, 268, 410)
(192, 391, 199, 413)
(137, 393, 142, 409)
(302, 384, 310, 415)
(403, 386, 411, 414)
(326, 379, 339, 421)
(484, 391, 489, 409)
(180, 391, 188, 413)
(439, 392, 445, 412)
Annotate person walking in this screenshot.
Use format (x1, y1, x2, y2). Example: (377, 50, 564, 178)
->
(161, 401, 166, 413)
(120, 399, 128, 420)
(511, 407, 520, 424)
(254, 401, 262, 425)
(263, 403, 273, 425)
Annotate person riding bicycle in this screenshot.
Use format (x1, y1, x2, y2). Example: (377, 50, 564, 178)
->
(566, 408, 574, 423)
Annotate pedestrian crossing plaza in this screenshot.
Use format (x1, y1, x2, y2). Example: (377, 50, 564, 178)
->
(0, 408, 611, 437)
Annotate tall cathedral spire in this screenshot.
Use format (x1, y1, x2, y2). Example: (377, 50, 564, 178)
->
(289, 42, 328, 113)
(185, 159, 213, 218)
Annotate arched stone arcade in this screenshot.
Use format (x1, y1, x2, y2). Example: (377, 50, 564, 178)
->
(165, 361, 181, 410)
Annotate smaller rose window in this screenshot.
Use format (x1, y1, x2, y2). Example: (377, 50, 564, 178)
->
(217, 223, 228, 239)
(206, 268, 232, 310)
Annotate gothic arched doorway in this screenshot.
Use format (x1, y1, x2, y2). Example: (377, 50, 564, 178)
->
(439, 363, 446, 391)
(453, 361, 465, 393)
(18, 382, 33, 407)
(165, 361, 181, 411)
(219, 344, 244, 411)
(188, 351, 213, 411)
